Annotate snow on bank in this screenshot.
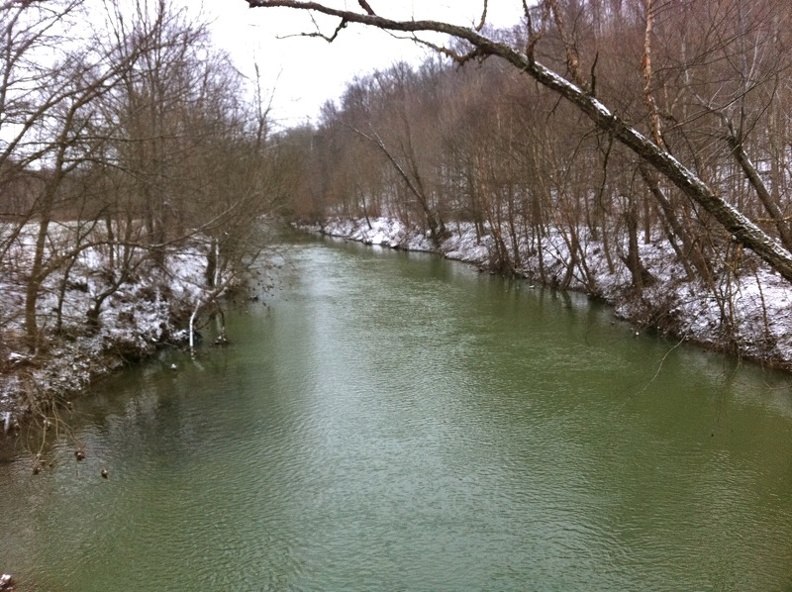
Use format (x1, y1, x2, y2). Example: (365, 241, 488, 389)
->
(307, 216, 792, 371)
(0, 240, 213, 427)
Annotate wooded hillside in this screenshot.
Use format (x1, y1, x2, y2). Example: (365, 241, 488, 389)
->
(263, 0, 792, 292)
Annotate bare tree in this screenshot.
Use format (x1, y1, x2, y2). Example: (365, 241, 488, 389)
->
(0, 0, 287, 354)
(243, 0, 792, 284)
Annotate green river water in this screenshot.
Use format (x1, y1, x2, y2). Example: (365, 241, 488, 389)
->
(2, 237, 792, 591)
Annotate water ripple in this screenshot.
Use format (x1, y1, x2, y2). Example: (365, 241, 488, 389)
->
(2, 241, 792, 591)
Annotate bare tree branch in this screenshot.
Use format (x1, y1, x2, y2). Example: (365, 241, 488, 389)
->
(476, 0, 488, 32)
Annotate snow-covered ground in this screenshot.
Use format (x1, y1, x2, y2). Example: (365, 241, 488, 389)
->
(0, 235, 214, 429)
(306, 216, 792, 371)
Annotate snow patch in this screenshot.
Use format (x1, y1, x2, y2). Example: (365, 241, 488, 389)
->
(307, 216, 792, 371)
(0, 235, 216, 420)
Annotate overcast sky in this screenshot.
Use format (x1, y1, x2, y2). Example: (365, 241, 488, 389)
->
(195, 1, 524, 128)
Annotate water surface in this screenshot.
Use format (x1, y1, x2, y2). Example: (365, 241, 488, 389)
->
(2, 238, 792, 591)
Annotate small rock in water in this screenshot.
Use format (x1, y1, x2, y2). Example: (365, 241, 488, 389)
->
(0, 573, 16, 592)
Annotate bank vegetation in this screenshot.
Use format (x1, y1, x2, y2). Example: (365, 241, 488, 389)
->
(253, 0, 792, 369)
(0, 0, 296, 430)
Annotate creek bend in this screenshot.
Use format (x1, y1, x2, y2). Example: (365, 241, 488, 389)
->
(2, 237, 792, 591)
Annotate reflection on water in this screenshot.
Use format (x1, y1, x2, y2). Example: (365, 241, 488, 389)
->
(2, 238, 792, 591)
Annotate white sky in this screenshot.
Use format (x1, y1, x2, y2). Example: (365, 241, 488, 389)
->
(194, 1, 525, 128)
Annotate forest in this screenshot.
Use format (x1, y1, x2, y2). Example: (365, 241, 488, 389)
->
(0, 0, 296, 424)
(257, 0, 792, 366)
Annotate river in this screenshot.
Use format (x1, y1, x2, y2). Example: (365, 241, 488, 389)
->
(2, 237, 792, 591)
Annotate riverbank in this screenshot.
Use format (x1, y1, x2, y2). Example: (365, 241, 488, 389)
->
(0, 244, 220, 436)
(305, 217, 792, 372)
